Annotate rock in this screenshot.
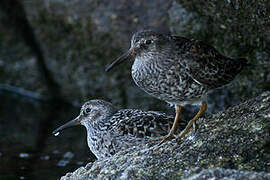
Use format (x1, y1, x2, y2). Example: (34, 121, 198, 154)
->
(184, 168, 270, 180)
(169, 0, 270, 99)
(60, 91, 270, 179)
(0, 0, 173, 110)
(1, 0, 269, 113)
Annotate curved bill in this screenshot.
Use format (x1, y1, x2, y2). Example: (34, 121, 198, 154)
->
(105, 48, 135, 72)
(52, 116, 82, 136)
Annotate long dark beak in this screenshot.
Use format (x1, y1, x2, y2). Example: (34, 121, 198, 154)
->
(52, 115, 82, 136)
(105, 48, 135, 72)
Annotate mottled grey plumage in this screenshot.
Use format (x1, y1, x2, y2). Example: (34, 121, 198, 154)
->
(106, 29, 247, 143)
(52, 99, 187, 159)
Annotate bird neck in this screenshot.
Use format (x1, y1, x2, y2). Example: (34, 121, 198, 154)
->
(83, 111, 118, 137)
(133, 55, 155, 72)
(83, 114, 118, 159)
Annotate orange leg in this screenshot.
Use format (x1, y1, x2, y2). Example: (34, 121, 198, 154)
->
(150, 105, 182, 144)
(176, 101, 207, 143)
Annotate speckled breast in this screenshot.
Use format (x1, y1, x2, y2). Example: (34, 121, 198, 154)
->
(87, 131, 146, 159)
(131, 59, 208, 104)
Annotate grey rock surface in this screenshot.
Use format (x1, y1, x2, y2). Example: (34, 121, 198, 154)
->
(60, 91, 270, 179)
(183, 168, 270, 180)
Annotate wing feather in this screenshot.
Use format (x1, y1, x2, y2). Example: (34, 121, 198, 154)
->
(114, 109, 187, 138)
(173, 36, 247, 89)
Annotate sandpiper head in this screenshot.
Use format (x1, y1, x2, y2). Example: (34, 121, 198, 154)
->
(105, 29, 171, 72)
(52, 100, 117, 136)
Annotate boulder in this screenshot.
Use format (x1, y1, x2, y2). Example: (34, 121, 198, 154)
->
(60, 91, 270, 179)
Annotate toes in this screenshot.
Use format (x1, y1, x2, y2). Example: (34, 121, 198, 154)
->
(158, 134, 175, 145)
(193, 121, 198, 132)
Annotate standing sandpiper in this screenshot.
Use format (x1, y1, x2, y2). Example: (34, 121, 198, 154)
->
(105, 29, 248, 144)
(52, 99, 187, 159)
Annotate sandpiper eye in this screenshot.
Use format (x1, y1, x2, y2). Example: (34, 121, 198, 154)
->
(85, 107, 91, 114)
(145, 39, 152, 45)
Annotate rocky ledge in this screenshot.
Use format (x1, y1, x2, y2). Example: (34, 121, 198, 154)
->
(61, 91, 270, 179)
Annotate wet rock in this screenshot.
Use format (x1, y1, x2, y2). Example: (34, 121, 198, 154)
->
(60, 91, 270, 179)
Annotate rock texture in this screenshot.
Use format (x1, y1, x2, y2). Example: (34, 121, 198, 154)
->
(61, 91, 270, 179)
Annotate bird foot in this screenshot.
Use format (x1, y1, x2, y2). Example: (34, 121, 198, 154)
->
(193, 121, 198, 132)
(148, 137, 163, 142)
(176, 119, 197, 143)
(149, 134, 175, 145)
(176, 130, 189, 143)
(158, 134, 175, 145)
